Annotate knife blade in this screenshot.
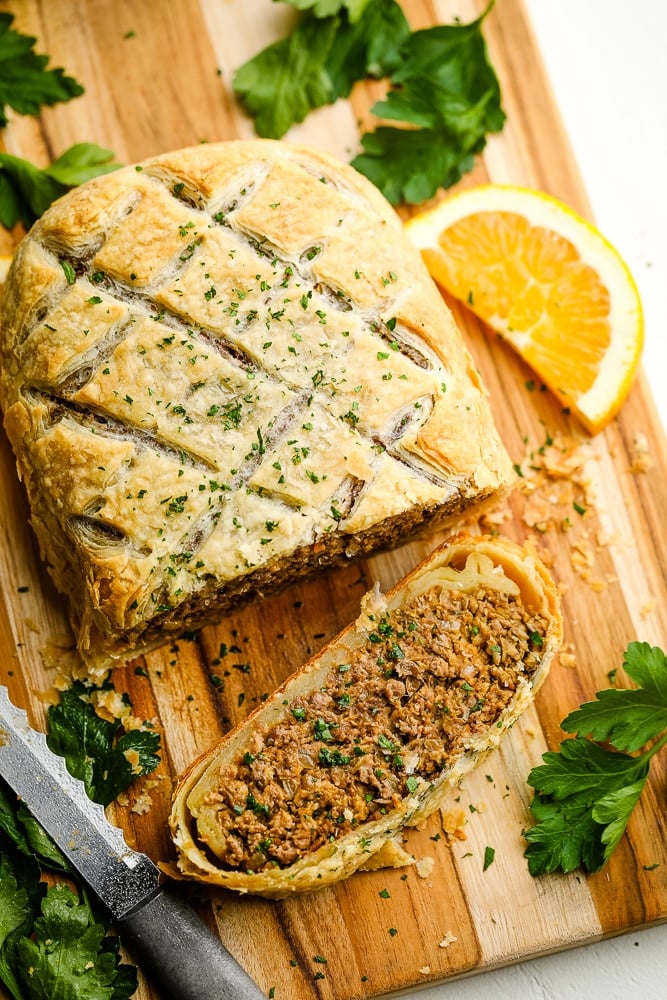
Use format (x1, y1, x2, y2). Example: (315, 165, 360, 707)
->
(0, 685, 265, 1000)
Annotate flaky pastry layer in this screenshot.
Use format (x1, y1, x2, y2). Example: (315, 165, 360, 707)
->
(168, 534, 561, 898)
(0, 141, 513, 672)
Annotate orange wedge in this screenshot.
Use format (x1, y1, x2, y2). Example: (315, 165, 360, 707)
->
(405, 185, 643, 434)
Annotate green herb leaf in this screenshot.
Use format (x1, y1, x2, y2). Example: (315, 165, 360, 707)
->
(523, 642, 667, 875)
(15, 883, 137, 999)
(235, 2, 502, 204)
(233, 0, 409, 139)
(351, 8, 504, 203)
(593, 780, 647, 859)
(523, 784, 609, 875)
(46, 682, 160, 807)
(280, 0, 374, 20)
(233, 15, 338, 139)
(0, 152, 63, 229)
(0, 849, 40, 1000)
(561, 642, 667, 753)
(0, 144, 120, 229)
(14, 805, 70, 874)
(321, 1, 409, 92)
(0, 783, 68, 876)
(44, 143, 120, 187)
(352, 125, 477, 206)
(0, 781, 136, 999)
(0, 13, 84, 126)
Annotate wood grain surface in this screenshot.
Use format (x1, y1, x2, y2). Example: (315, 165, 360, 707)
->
(0, 1, 665, 997)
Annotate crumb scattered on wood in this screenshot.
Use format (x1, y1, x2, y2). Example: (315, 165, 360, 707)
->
(628, 432, 653, 474)
(414, 856, 435, 879)
(439, 931, 458, 948)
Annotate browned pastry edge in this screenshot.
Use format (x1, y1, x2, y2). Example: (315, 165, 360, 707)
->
(0, 141, 514, 674)
(167, 533, 561, 898)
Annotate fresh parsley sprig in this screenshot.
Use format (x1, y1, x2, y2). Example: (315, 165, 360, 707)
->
(0, 143, 120, 230)
(523, 642, 667, 876)
(282, 0, 374, 16)
(233, 0, 504, 204)
(0, 13, 84, 126)
(233, 0, 409, 141)
(46, 681, 161, 808)
(0, 782, 137, 999)
(352, 10, 504, 204)
(0, 15, 121, 231)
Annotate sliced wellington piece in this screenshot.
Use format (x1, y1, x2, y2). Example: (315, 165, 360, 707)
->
(0, 140, 513, 674)
(168, 534, 562, 897)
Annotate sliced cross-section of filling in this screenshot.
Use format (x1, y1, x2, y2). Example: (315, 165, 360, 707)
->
(201, 583, 547, 874)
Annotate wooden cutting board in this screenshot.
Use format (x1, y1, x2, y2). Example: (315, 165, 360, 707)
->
(1, 1, 665, 997)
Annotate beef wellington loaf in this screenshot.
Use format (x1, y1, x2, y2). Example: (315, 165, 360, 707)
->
(169, 534, 561, 897)
(0, 140, 513, 673)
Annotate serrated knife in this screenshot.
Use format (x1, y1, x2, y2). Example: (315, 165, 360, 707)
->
(0, 685, 265, 1000)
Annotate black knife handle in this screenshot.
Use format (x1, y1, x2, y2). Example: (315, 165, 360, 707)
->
(117, 886, 265, 999)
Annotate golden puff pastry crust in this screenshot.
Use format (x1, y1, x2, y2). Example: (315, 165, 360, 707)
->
(168, 533, 561, 897)
(0, 140, 513, 673)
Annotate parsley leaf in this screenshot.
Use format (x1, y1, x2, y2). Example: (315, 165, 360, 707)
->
(233, 15, 338, 139)
(0, 152, 62, 229)
(15, 884, 135, 1000)
(46, 682, 160, 807)
(0, 143, 120, 229)
(281, 0, 374, 17)
(0, 782, 137, 999)
(523, 642, 667, 875)
(233, 0, 409, 139)
(350, 125, 478, 207)
(0, 783, 67, 875)
(0, 13, 84, 126)
(561, 642, 667, 752)
(234, 1, 502, 205)
(0, 850, 39, 1000)
(322, 0, 409, 87)
(0, 790, 47, 1000)
(351, 9, 504, 203)
(44, 143, 121, 187)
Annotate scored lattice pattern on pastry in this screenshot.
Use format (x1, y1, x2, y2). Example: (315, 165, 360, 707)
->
(0, 142, 513, 669)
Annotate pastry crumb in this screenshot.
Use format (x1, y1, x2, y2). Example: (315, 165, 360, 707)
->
(92, 687, 129, 723)
(628, 432, 653, 474)
(130, 792, 154, 815)
(414, 856, 435, 878)
(123, 747, 143, 774)
(34, 685, 62, 707)
(558, 643, 577, 669)
(440, 806, 467, 842)
(439, 931, 458, 948)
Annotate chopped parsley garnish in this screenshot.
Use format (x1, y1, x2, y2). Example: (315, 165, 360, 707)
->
(313, 718, 335, 742)
(318, 747, 352, 767)
(246, 792, 271, 819)
(59, 259, 76, 285)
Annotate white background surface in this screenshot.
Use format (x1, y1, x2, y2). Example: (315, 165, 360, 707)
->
(400, 0, 667, 997)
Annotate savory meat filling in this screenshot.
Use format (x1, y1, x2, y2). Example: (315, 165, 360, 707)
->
(202, 585, 547, 873)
